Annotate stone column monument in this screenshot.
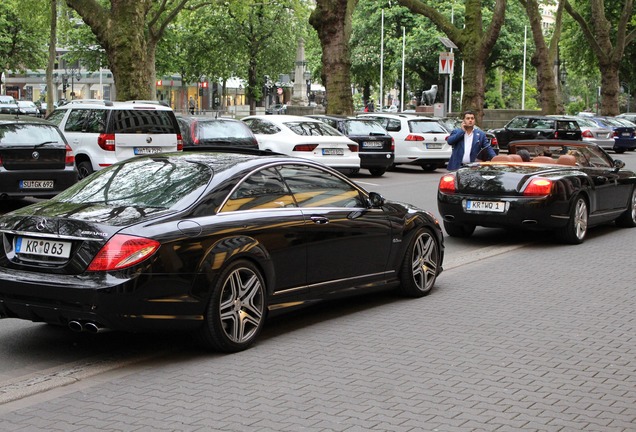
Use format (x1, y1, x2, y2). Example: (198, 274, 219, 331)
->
(290, 38, 309, 107)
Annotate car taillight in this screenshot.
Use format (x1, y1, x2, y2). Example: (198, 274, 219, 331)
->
(439, 174, 456, 193)
(391, 137, 395, 151)
(348, 144, 358, 152)
(97, 133, 116, 151)
(491, 136, 499, 147)
(87, 234, 160, 271)
(613, 130, 619, 138)
(523, 178, 553, 196)
(293, 144, 318, 152)
(581, 129, 594, 138)
(65, 143, 75, 166)
(405, 134, 424, 141)
(177, 134, 183, 151)
(191, 122, 199, 145)
(554, 131, 559, 138)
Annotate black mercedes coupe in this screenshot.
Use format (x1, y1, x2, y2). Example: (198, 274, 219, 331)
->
(438, 141, 636, 244)
(0, 149, 444, 352)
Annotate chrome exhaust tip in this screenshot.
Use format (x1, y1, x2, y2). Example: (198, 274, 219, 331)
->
(68, 320, 84, 332)
(83, 322, 102, 334)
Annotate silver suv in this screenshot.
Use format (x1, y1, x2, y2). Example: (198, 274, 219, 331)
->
(46, 100, 183, 178)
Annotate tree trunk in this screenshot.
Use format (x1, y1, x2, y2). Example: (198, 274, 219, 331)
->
(564, 0, 635, 116)
(46, 0, 57, 115)
(310, 0, 358, 115)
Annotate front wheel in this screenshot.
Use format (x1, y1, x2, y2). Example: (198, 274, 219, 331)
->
(443, 221, 476, 238)
(555, 196, 588, 244)
(196, 259, 267, 352)
(615, 186, 636, 227)
(398, 228, 441, 297)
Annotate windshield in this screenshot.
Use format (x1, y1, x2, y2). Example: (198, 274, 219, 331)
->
(54, 157, 212, 209)
(409, 120, 447, 134)
(199, 120, 252, 139)
(344, 120, 387, 135)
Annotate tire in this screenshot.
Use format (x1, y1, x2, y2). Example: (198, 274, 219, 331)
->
(77, 160, 94, 179)
(398, 228, 441, 297)
(614, 148, 626, 154)
(555, 195, 588, 244)
(443, 220, 476, 238)
(196, 259, 267, 352)
(368, 167, 386, 177)
(421, 163, 438, 172)
(615, 186, 636, 228)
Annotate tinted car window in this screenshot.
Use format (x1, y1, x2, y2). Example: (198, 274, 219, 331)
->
(344, 120, 386, 135)
(0, 123, 64, 145)
(65, 109, 89, 132)
(222, 168, 295, 212)
(507, 117, 528, 128)
(279, 165, 365, 208)
(85, 109, 107, 133)
(199, 120, 253, 139)
(110, 110, 177, 134)
(284, 121, 341, 136)
(55, 157, 211, 209)
(529, 119, 554, 129)
(409, 120, 447, 133)
(45, 109, 66, 126)
(243, 118, 280, 134)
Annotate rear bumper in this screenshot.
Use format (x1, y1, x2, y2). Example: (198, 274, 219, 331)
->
(359, 152, 394, 169)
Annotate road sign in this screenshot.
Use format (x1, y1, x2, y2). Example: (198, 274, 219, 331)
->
(439, 52, 455, 75)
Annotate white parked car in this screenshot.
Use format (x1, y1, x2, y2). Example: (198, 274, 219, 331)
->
(242, 115, 360, 172)
(45, 99, 183, 178)
(358, 113, 450, 171)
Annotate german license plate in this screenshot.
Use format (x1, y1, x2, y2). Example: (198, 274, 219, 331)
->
(426, 143, 442, 149)
(15, 237, 72, 258)
(20, 180, 53, 189)
(134, 147, 162, 155)
(362, 141, 383, 148)
(622, 132, 631, 137)
(465, 200, 506, 213)
(322, 148, 344, 155)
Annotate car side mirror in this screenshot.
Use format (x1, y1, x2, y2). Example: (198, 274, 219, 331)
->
(368, 192, 385, 208)
(613, 159, 625, 171)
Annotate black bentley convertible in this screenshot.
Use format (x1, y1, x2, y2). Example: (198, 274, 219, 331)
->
(0, 149, 444, 352)
(438, 141, 636, 244)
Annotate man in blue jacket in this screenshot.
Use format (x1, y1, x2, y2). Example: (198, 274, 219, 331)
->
(446, 110, 496, 171)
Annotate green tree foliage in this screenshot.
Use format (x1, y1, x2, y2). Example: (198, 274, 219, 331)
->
(0, 0, 48, 74)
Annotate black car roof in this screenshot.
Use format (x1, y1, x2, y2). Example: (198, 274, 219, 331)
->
(0, 114, 56, 126)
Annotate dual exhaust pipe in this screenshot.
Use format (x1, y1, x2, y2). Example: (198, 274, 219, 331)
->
(68, 320, 104, 333)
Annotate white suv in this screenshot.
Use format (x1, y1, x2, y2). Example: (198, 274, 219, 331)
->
(46, 100, 183, 178)
(358, 113, 450, 171)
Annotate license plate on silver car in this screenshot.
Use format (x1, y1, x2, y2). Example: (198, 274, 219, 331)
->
(15, 236, 72, 258)
(20, 180, 53, 189)
(134, 147, 162, 155)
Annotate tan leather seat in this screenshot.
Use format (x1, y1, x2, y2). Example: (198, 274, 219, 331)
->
(532, 156, 554, 164)
(557, 154, 577, 166)
(508, 154, 523, 162)
(491, 155, 511, 162)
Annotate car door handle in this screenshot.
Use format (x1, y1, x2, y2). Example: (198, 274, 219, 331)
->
(310, 216, 329, 224)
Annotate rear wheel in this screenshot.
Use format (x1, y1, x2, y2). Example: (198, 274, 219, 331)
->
(368, 167, 386, 177)
(421, 163, 438, 172)
(443, 221, 476, 238)
(555, 196, 588, 244)
(615, 186, 636, 227)
(77, 160, 94, 179)
(614, 148, 626, 154)
(196, 259, 267, 352)
(398, 228, 440, 297)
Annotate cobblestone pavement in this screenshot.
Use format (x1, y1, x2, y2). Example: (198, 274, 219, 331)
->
(0, 225, 634, 431)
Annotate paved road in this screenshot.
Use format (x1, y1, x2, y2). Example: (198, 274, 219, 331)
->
(0, 153, 634, 430)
